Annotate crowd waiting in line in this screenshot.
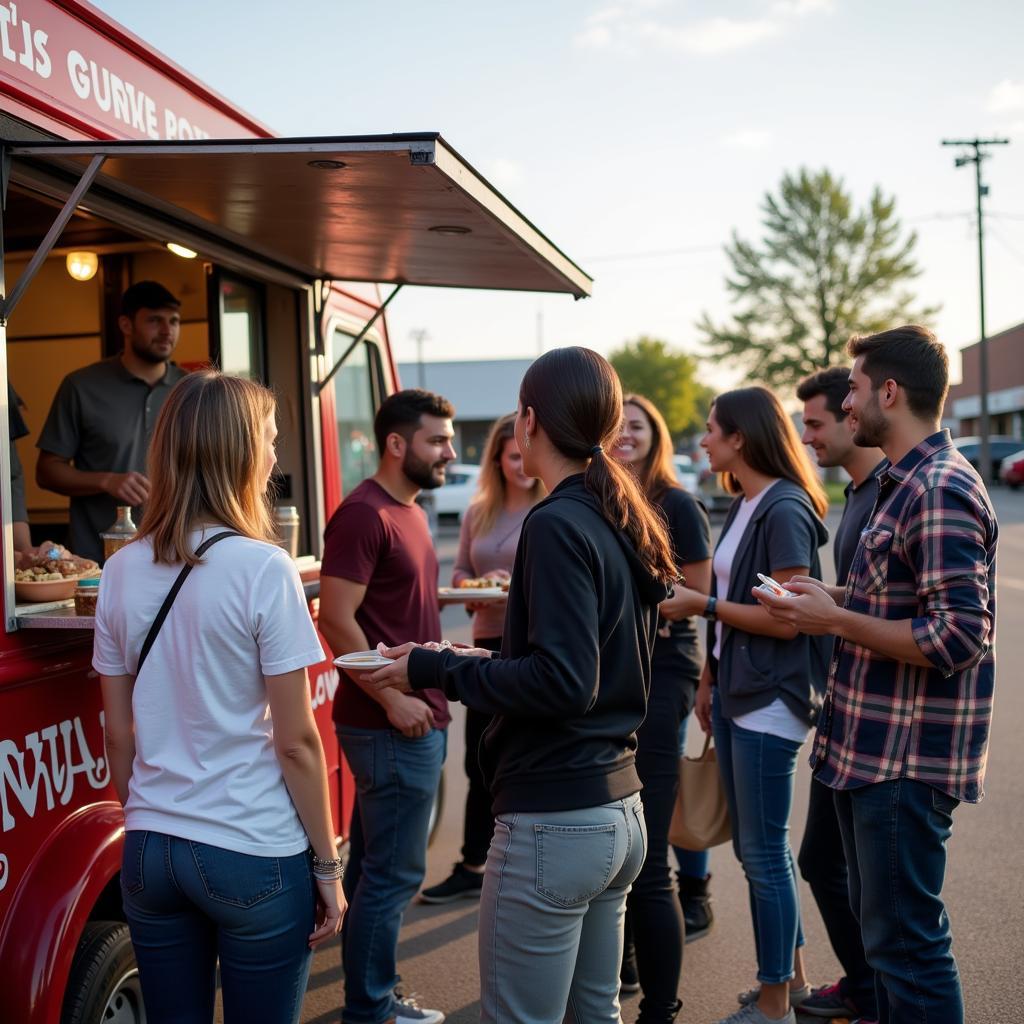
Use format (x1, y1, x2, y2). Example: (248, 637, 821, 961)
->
(87, 321, 996, 1024)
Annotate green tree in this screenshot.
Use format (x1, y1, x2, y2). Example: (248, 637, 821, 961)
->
(609, 336, 713, 438)
(698, 168, 937, 388)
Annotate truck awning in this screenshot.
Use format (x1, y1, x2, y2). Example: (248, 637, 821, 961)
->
(3, 133, 592, 298)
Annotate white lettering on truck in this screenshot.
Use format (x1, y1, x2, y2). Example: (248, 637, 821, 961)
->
(0, 713, 110, 892)
(0, 2, 50, 77)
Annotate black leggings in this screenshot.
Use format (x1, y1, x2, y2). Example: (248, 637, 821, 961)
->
(460, 636, 501, 866)
(626, 674, 691, 1014)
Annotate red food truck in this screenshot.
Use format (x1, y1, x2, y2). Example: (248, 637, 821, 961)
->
(0, 3, 591, 1020)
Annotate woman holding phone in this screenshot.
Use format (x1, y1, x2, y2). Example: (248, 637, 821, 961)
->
(94, 371, 344, 1024)
(666, 387, 829, 1024)
(420, 412, 544, 904)
(612, 393, 712, 1022)
(366, 347, 674, 1023)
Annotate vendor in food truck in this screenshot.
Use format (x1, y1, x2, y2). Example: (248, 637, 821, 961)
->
(34, 281, 186, 563)
(9, 383, 32, 556)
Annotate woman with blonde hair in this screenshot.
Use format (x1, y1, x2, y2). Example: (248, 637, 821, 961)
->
(94, 370, 344, 1024)
(420, 412, 544, 904)
(611, 393, 712, 1022)
(668, 386, 830, 1024)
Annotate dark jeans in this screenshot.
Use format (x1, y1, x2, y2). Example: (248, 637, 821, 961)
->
(834, 779, 963, 1024)
(462, 635, 501, 866)
(338, 725, 447, 1023)
(712, 694, 804, 985)
(121, 830, 315, 1024)
(627, 676, 687, 1015)
(798, 777, 877, 1017)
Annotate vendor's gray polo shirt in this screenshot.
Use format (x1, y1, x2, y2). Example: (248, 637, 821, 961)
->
(37, 357, 186, 562)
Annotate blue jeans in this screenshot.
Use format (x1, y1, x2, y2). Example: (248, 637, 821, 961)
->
(712, 696, 804, 985)
(480, 794, 647, 1023)
(337, 725, 446, 1023)
(673, 710, 711, 880)
(121, 830, 315, 1024)
(833, 779, 963, 1024)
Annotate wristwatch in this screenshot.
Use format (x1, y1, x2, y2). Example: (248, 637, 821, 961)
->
(703, 595, 718, 622)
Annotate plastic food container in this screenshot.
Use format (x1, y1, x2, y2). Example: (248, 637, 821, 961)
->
(74, 577, 101, 616)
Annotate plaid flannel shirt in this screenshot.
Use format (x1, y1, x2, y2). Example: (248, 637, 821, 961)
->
(811, 431, 997, 802)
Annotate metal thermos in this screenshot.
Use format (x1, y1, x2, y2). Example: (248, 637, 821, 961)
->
(275, 506, 300, 559)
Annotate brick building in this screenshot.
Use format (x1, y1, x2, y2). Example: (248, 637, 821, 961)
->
(945, 322, 1024, 440)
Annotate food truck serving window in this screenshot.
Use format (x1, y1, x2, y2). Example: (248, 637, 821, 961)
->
(333, 332, 384, 497)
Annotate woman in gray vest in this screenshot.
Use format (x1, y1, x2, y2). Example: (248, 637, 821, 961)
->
(669, 387, 829, 1024)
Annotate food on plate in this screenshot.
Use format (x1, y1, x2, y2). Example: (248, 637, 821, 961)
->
(458, 576, 510, 592)
(15, 543, 100, 586)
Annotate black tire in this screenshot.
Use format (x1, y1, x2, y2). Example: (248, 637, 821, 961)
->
(62, 920, 147, 1024)
(427, 767, 446, 848)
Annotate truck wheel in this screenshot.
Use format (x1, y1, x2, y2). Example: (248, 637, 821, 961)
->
(427, 768, 446, 848)
(62, 921, 147, 1024)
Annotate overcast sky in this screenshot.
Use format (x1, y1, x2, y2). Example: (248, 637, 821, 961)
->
(94, 0, 1024, 386)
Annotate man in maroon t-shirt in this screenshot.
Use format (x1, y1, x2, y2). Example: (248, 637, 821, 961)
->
(320, 388, 455, 1024)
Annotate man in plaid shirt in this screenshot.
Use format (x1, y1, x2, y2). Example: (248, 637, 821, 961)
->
(757, 326, 997, 1024)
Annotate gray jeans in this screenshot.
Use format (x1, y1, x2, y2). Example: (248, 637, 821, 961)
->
(479, 793, 647, 1023)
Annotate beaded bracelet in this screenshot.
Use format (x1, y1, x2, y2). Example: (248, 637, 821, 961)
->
(311, 852, 345, 881)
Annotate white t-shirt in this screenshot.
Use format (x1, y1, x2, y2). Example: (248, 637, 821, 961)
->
(93, 528, 325, 856)
(712, 482, 809, 745)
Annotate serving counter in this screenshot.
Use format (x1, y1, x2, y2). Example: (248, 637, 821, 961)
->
(14, 558, 322, 631)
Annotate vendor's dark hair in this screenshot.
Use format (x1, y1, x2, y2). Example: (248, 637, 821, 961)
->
(519, 347, 676, 582)
(373, 388, 454, 454)
(121, 280, 180, 316)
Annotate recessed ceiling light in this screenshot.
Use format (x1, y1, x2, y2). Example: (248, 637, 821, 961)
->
(66, 251, 98, 281)
(308, 159, 347, 170)
(166, 243, 198, 259)
(428, 225, 471, 236)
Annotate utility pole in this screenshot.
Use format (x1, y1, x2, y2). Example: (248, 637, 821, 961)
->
(941, 136, 1009, 487)
(410, 328, 429, 389)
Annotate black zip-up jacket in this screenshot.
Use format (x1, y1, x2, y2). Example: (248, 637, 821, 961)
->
(408, 474, 670, 814)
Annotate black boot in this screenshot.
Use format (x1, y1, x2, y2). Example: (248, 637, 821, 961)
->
(678, 872, 714, 943)
(636, 997, 682, 1023)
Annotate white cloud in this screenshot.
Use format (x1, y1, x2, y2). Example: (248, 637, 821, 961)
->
(720, 129, 773, 150)
(573, 0, 834, 56)
(988, 79, 1024, 114)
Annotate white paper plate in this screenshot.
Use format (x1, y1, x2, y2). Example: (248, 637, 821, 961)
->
(334, 651, 393, 670)
(438, 587, 506, 601)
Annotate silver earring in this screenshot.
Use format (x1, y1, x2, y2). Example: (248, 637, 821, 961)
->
(523, 433, 531, 450)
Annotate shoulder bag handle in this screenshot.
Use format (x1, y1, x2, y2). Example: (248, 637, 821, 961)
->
(135, 531, 241, 676)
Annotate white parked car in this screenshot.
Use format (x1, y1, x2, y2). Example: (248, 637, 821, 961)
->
(672, 454, 699, 494)
(433, 463, 482, 521)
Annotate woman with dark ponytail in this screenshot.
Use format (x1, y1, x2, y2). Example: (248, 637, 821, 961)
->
(367, 347, 674, 1023)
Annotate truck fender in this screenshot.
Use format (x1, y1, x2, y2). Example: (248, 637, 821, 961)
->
(0, 801, 125, 1024)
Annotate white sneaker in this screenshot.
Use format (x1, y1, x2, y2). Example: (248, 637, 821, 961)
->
(393, 994, 445, 1024)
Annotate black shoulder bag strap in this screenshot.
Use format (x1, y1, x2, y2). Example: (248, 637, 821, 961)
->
(135, 530, 241, 676)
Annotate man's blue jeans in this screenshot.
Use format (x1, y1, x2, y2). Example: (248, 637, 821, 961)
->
(833, 778, 963, 1024)
(337, 725, 446, 1024)
(121, 831, 316, 1024)
(712, 696, 805, 985)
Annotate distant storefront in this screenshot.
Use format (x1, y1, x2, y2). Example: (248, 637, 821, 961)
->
(397, 358, 535, 463)
(945, 322, 1024, 439)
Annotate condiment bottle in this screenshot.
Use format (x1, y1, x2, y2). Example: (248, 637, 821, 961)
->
(101, 506, 137, 561)
(74, 576, 101, 616)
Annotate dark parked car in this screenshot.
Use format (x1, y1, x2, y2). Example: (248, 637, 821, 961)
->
(999, 449, 1024, 490)
(951, 436, 1023, 481)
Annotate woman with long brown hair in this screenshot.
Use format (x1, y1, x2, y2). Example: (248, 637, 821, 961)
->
(419, 413, 544, 904)
(366, 347, 674, 1022)
(667, 386, 829, 1024)
(611, 394, 712, 1022)
(94, 371, 344, 1024)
